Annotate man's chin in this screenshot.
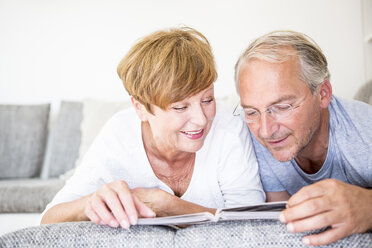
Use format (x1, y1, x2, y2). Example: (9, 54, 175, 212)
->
(275, 156, 293, 162)
(268, 148, 295, 162)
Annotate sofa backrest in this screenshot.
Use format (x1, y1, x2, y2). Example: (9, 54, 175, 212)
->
(0, 104, 50, 179)
(42, 101, 83, 178)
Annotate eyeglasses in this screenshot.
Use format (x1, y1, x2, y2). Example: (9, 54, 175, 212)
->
(233, 93, 309, 123)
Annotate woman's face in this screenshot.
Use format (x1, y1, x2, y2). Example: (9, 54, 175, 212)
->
(144, 84, 216, 154)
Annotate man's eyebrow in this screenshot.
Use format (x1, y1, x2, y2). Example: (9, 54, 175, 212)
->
(241, 95, 297, 109)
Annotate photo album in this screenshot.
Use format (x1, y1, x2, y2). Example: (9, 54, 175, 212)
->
(137, 201, 287, 226)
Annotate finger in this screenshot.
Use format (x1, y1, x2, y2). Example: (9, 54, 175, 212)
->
(302, 226, 347, 246)
(133, 195, 156, 218)
(102, 190, 131, 229)
(113, 181, 138, 225)
(287, 183, 327, 207)
(281, 196, 331, 223)
(91, 194, 119, 228)
(286, 210, 338, 233)
(85, 203, 101, 225)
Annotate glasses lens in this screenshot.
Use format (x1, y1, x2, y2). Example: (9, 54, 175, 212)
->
(270, 104, 293, 120)
(243, 109, 259, 123)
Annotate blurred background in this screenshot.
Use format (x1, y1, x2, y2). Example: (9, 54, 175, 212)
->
(0, 0, 371, 116)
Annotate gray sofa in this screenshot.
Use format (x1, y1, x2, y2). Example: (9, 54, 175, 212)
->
(1, 84, 372, 247)
(0, 101, 82, 214)
(1, 220, 371, 247)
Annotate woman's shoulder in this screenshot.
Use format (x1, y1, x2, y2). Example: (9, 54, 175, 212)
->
(102, 107, 139, 132)
(92, 107, 141, 149)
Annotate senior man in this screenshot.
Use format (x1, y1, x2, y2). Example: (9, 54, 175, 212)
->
(234, 30, 372, 246)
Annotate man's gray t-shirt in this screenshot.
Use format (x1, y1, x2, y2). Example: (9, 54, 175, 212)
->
(252, 96, 372, 195)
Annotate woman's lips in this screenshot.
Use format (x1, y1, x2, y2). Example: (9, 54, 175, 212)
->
(181, 129, 204, 140)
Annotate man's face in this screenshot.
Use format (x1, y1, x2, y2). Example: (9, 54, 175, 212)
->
(237, 56, 322, 162)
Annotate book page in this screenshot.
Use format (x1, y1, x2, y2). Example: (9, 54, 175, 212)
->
(221, 201, 286, 212)
(137, 212, 216, 226)
(136, 201, 287, 226)
(218, 201, 287, 221)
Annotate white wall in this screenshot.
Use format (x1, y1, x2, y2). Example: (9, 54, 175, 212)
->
(362, 0, 372, 82)
(0, 0, 366, 115)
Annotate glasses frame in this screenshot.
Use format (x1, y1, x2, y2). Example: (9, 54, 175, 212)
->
(233, 93, 310, 123)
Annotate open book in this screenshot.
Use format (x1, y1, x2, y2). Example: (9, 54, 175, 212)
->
(137, 201, 287, 226)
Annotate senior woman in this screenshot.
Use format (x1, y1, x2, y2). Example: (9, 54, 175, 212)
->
(41, 27, 265, 229)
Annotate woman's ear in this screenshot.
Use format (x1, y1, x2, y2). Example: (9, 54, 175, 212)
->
(131, 97, 148, 122)
(318, 79, 332, 109)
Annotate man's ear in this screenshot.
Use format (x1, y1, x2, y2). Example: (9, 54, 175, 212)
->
(318, 79, 332, 109)
(131, 96, 148, 122)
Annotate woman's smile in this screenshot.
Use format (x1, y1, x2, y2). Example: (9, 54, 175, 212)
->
(181, 129, 204, 140)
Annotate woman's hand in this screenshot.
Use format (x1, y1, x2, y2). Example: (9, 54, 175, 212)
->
(84, 180, 156, 229)
(133, 187, 217, 217)
(132, 187, 175, 217)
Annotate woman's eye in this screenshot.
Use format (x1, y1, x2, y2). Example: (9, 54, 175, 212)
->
(202, 98, 214, 104)
(172, 106, 187, 111)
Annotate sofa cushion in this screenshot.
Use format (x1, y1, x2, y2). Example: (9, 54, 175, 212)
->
(175, 220, 372, 247)
(0, 178, 64, 213)
(0, 221, 175, 247)
(60, 99, 131, 180)
(1, 220, 371, 247)
(0, 104, 50, 179)
(43, 101, 83, 178)
(75, 98, 131, 168)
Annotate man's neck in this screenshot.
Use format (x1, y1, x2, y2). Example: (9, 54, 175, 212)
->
(294, 109, 330, 174)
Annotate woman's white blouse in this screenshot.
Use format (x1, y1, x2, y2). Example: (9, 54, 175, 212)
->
(43, 103, 265, 216)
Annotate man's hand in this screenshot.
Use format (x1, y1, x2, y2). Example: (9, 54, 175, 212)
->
(279, 179, 372, 246)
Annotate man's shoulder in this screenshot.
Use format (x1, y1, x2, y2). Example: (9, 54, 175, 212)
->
(329, 96, 372, 136)
(331, 96, 372, 121)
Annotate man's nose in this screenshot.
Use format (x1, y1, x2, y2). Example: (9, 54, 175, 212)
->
(258, 112, 279, 139)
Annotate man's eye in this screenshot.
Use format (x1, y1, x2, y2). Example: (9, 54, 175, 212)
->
(273, 104, 291, 112)
(245, 110, 258, 116)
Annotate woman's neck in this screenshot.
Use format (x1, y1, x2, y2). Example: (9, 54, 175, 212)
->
(141, 121, 196, 197)
(141, 121, 195, 167)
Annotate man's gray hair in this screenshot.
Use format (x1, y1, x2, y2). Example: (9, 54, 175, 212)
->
(234, 30, 330, 94)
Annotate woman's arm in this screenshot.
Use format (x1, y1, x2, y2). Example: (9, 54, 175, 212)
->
(132, 187, 216, 216)
(41, 180, 156, 229)
(41, 195, 90, 223)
